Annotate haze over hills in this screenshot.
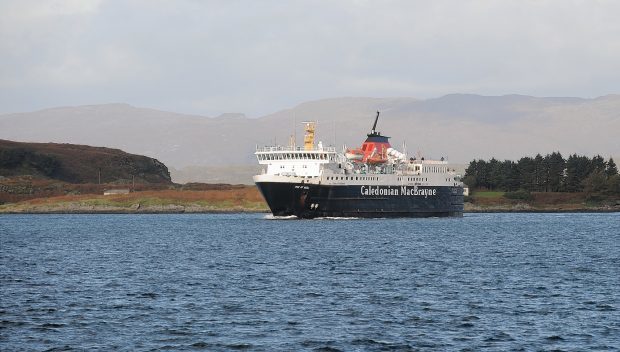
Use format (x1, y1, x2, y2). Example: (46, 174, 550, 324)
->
(1, 94, 618, 184)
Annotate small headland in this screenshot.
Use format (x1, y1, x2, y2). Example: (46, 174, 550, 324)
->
(0, 140, 267, 213)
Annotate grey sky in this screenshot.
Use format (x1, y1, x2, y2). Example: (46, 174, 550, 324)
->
(1, 0, 619, 117)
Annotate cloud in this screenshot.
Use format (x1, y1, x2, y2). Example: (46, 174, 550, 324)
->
(1, 0, 619, 116)
(0, 0, 101, 21)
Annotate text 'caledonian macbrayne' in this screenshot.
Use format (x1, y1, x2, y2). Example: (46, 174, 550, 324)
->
(360, 186, 437, 198)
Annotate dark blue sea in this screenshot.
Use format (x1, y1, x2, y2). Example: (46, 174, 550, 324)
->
(1, 213, 619, 351)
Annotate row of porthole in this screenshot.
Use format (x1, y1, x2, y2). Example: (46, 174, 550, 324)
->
(423, 166, 447, 173)
(326, 176, 379, 181)
(398, 177, 428, 182)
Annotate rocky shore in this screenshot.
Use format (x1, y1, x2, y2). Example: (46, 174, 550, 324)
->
(0, 202, 267, 214)
(2, 201, 618, 214)
(464, 202, 620, 213)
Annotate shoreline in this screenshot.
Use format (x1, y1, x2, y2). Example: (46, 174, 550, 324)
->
(2, 211, 617, 215)
(1, 208, 618, 215)
(1, 192, 617, 215)
(0, 210, 269, 214)
(0, 204, 268, 214)
(465, 209, 619, 213)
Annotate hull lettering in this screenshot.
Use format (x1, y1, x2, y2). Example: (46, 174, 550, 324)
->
(360, 185, 437, 198)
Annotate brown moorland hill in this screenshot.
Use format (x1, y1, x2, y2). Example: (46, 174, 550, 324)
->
(0, 139, 171, 184)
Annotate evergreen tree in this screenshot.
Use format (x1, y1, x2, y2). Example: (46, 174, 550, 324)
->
(517, 157, 536, 191)
(533, 154, 545, 192)
(463, 160, 480, 189)
(500, 160, 520, 191)
(606, 157, 618, 177)
(488, 158, 502, 190)
(546, 152, 565, 192)
(465, 153, 615, 193)
(591, 155, 606, 173)
(565, 154, 590, 192)
(541, 154, 551, 192)
(477, 159, 489, 190)
(608, 174, 620, 196)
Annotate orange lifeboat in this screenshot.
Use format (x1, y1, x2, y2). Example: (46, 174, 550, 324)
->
(346, 111, 391, 164)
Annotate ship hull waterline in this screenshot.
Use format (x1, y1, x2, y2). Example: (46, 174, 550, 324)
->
(256, 181, 464, 219)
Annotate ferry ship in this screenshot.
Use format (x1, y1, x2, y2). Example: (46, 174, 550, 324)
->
(253, 112, 464, 218)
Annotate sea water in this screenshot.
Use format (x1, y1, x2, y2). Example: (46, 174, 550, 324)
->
(1, 213, 618, 351)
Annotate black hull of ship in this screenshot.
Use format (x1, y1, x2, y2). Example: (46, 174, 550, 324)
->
(256, 182, 464, 219)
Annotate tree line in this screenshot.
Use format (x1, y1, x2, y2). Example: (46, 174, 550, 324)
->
(464, 153, 619, 196)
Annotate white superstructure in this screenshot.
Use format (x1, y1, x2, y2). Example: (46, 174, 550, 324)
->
(254, 144, 462, 188)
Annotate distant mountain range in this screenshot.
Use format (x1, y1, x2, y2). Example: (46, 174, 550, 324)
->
(1, 94, 618, 184)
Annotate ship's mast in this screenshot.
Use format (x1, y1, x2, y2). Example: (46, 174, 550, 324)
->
(368, 111, 381, 137)
(302, 121, 316, 150)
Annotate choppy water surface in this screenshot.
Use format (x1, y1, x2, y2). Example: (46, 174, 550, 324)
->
(1, 213, 619, 351)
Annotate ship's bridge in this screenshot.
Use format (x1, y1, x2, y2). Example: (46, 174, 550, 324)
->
(255, 145, 337, 177)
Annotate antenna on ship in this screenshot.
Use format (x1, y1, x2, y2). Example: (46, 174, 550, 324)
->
(288, 134, 295, 148)
(368, 111, 382, 137)
(293, 111, 297, 147)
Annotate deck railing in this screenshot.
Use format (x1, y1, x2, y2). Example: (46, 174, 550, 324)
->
(255, 145, 336, 153)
